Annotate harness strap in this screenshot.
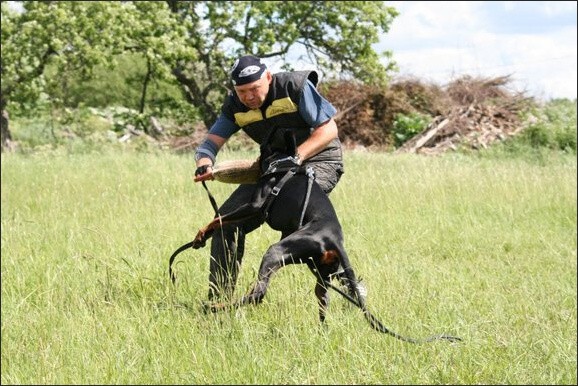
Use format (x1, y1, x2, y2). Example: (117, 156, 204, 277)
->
(298, 166, 315, 227)
(262, 168, 297, 218)
(202, 180, 220, 218)
(262, 165, 316, 227)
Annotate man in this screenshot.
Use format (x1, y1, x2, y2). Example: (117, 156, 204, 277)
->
(194, 55, 360, 300)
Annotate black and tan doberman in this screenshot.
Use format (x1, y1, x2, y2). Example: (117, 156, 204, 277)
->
(169, 134, 460, 344)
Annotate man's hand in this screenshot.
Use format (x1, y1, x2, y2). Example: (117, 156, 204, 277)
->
(264, 155, 301, 174)
(194, 164, 214, 182)
(195, 164, 211, 176)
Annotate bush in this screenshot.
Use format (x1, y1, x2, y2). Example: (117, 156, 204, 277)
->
(518, 99, 577, 152)
(392, 112, 431, 147)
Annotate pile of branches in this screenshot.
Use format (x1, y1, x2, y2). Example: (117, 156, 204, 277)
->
(323, 74, 533, 154)
(323, 76, 450, 150)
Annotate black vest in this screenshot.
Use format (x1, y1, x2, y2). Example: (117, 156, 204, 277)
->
(222, 71, 342, 163)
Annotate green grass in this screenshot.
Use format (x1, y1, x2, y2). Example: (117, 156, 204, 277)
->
(2, 148, 576, 384)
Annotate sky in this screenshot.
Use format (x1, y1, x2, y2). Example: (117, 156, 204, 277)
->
(377, 1, 577, 101)
(7, 1, 576, 100)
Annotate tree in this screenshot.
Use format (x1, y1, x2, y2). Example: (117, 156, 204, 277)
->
(1, 1, 398, 150)
(1, 1, 195, 150)
(1, 2, 119, 149)
(166, 0, 399, 129)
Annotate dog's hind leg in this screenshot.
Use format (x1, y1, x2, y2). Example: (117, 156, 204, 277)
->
(314, 277, 330, 322)
(332, 246, 366, 309)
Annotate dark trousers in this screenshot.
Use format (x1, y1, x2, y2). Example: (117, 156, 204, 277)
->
(207, 162, 344, 300)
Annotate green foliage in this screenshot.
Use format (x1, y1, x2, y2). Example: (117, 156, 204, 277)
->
(528, 98, 577, 152)
(45, 54, 140, 110)
(219, 1, 399, 84)
(2, 2, 128, 109)
(42, 53, 201, 127)
(1, 2, 196, 114)
(2, 1, 398, 126)
(489, 98, 577, 156)
(392, 112, 431, 147)
(7, 116, 58, 149)
(9, 110, 116, 154)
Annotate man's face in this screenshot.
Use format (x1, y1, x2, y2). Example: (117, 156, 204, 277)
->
(234, 71, 272, 109)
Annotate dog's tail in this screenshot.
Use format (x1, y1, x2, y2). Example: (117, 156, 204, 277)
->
(168, 240, 196, 284)
(331, 249, 461, 344)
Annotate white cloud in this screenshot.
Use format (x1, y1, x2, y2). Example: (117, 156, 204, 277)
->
(504, 1, 577, 17)
(379, 1, 577, 100)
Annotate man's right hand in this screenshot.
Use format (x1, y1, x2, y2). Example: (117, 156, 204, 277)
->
(194, 164, 214, 182)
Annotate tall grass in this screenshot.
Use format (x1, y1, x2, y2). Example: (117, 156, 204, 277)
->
(2, 148, 576, 384)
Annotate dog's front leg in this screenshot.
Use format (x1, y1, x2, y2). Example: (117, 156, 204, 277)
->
(193, 202, 265, 250)
(237, 280, 268, 306)
(202, 280, 267, 313)
(191, 217, 221, 249)
(233, 257, 282, 308)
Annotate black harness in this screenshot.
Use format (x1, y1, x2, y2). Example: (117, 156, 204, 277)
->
(261, 164, 315, 227)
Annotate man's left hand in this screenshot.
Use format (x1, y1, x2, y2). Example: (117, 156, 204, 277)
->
(264, 155, 301, 174)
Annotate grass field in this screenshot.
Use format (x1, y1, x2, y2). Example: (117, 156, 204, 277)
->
(1, 148, 576, 384)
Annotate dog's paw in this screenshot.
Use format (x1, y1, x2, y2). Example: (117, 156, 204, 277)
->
(191, 235, 206, 249)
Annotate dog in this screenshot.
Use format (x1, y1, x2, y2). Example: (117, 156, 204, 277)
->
(169, 131, 460, 344)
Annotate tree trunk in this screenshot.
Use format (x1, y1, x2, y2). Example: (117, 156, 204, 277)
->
(1, 106, 14, 152)
(171, 66, 218, 130)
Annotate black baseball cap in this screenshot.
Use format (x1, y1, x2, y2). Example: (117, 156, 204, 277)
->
(230, 55, 267, 86)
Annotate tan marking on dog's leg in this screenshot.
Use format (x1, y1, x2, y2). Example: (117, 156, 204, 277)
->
(320, 250, 339, 265)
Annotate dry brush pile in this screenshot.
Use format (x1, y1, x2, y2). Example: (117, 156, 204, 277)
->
(323, 74, 533, 154)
